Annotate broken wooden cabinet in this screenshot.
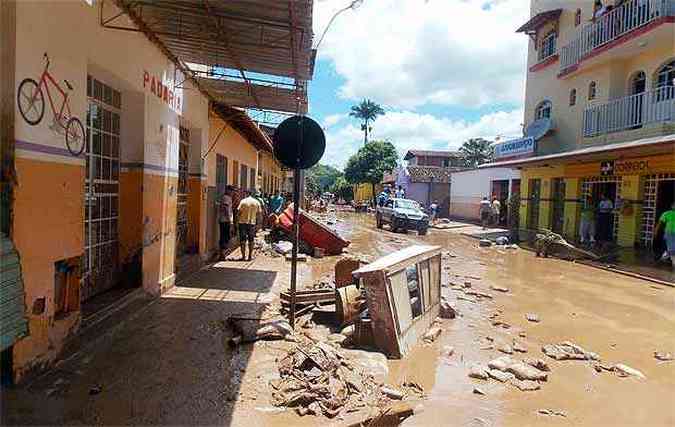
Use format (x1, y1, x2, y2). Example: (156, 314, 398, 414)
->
(352, 245, 442, 358)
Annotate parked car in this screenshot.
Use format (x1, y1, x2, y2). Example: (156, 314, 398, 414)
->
(376, 198, 429, 235)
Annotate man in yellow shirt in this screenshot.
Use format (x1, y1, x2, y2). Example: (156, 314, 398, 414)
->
(237, 191, 262, 261)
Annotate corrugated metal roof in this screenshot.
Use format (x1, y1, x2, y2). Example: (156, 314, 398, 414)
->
(406, 166, 467, 183)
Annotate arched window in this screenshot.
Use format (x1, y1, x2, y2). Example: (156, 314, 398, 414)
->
(569, 89, 577, 106)
(630, 71, 646, 95)
(575, 9, 582, 27)
(588, 81, 597, 100)
(535, 100, 552, 120)
(655, 59, 675, 100)
(656, 59, 675, 88)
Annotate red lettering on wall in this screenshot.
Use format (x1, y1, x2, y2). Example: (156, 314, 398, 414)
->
(143, 71, 181, 111)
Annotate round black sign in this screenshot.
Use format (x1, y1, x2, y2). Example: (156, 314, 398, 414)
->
(273, 115, 325, 169)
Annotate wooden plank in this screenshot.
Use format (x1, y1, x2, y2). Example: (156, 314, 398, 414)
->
(388, 271, 413, 334)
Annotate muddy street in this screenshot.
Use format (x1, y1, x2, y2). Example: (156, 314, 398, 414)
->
(2, 212, 674, 427)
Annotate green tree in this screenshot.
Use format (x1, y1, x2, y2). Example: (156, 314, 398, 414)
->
(349, 99, 385, 145)
(330, 176, 354, 202)
(344, 140, 398, 207)
(459, 138, 494, 168)
(305, 164, 343, 193)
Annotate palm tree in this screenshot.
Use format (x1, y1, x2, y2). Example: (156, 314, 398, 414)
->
(349, 99, 385, 144)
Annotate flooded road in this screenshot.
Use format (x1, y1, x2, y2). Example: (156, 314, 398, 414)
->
(343, 212, 675, 427)
(2, 211, 673, 426)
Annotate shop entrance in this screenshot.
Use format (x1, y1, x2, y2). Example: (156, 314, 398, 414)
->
(82, 76, 121, 301)
(175, 126, 190, 259)
(527, 178, 541, 231)
(641, 174, 675, 248)
(550, 178, 566, 234)
(491, 180, 509, 226)
(581, 176, 622, 243)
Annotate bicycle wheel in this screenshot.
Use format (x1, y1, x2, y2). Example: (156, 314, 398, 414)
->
(17, 78, 45, 125)
(65, 117, 86, 157)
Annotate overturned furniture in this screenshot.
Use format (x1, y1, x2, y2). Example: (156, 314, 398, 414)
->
(352, 245, 442, 358)
(277, 204, 351, 255)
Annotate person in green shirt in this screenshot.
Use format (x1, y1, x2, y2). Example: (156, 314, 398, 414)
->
(655, 201, 675, 268)
(579, 196, 596, 245)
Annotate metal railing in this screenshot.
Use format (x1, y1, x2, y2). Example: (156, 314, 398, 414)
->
(560, 0, 675, 71)
(583, 86, 675, 136)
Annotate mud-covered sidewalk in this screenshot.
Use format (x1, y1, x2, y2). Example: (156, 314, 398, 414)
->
(2, 213, 674, 426)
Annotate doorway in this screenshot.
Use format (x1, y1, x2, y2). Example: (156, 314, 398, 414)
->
(82, 76, 121, 301)
(641, 174, 675, 248)
(550, 178, 566, 234)
(630, 71, 646, 129)
(491, 180, 509, 226)
(175, 126, 190, 260)
(581, 176, 622, 242)
(527, 178, 541, 231)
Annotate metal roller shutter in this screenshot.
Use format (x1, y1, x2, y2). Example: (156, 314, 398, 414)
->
(0, 233, 29, 352)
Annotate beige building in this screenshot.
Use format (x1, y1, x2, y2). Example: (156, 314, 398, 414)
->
(487, 0, 674, 249)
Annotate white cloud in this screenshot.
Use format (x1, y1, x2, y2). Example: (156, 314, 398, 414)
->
(322, 108, 524, 168)
(313, 0, 529, 109)
(322, 113, 347, 129)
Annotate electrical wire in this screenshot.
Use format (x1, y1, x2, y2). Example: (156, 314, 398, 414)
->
(314, 0, 363, 52)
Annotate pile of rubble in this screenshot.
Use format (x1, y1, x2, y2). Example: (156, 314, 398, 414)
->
(270, 341, 387, 418)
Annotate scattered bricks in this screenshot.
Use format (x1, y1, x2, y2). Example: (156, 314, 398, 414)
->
(468, 364, 489, 380)
(488, 369, 515, 383)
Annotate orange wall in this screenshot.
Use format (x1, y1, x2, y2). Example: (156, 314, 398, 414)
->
(119, 169, 143, 264)
(12, 156, 84, 379)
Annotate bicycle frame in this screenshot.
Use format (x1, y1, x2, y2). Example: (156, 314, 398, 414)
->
(35, 64, 72, 130)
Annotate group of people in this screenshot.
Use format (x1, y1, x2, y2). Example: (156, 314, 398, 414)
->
(479, 196, 502, 229)
(217, 187, 286, 261)
(375, 184, 440, 223)
(578, 194, 616, 246)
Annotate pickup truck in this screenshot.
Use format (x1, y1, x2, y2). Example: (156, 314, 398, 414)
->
(376, 198, 429, 235)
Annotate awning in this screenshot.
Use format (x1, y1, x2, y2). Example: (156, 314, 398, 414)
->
(108, 0, 314, 114)
(516, 9, 562, 34)
(211, 103, 273, 152)
(480, 134, 675, 169)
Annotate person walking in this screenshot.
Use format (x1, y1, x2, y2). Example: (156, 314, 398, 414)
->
(655, 201, 675, 269)
(491, 197, 502, 226)
(479, 197, 492, 229)
(217, 186, 234, 260)
(429, 200, 439, 224)
(237, 191, 262, 261)
(579, 196, 596, 246)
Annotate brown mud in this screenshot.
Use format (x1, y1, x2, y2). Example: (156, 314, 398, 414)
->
(2, 212, 673, 426)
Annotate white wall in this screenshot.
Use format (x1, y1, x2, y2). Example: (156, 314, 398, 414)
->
(450, 168, 520, 220)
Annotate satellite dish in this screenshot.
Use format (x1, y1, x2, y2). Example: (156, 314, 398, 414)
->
(526, 118, 553, 141)
(273, 115, 326, 169)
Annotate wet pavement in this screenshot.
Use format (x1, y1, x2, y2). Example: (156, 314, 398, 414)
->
(2, 211, 674, 426)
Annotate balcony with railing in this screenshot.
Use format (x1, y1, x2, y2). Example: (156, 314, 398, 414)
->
(560, 0, 675, 74)
(583, 86, 675, 137)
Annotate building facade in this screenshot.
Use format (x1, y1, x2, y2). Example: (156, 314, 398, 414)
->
(450, 168, 521, 224)
(488, 0, 674, 246)
(1, 0, 303, 383)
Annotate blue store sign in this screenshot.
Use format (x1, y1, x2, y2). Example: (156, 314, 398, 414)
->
(494, 137, 536, 159)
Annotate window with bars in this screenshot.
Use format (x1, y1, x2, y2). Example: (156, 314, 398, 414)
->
(216, 154, 228, 196)
(538, 31, 557, 61)
(83, 76, 121, 300)
(240, 164, 248, 190)
(250, 168, 256, 191)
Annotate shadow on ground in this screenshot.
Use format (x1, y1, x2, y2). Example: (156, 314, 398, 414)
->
(1, 263, 278, 426)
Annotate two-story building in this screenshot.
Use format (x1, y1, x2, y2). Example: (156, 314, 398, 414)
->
(393, 150, 466, 217)
(486, 0, 674, 249)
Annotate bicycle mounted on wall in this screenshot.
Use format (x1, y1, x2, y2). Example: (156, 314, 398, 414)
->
(17, 53, 86, 156)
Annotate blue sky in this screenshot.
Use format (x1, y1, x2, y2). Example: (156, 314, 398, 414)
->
(309, 0, 531, 168)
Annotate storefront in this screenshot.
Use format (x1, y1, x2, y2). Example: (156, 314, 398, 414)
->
(488, 137, 675, 248)
(4, 0, 283, 383)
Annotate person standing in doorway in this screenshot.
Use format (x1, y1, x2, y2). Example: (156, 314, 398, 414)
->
(491, 197, 502, 226)
(217, 186, 234, 260)
(479, 197, 492, 229)
(655, 201, 675, 269)
(579, 196, 596, 246)
(596, 194, 614, 243)
(237, 191, 262, 261)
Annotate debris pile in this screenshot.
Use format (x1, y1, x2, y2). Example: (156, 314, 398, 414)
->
(271, 342, 386, 418)
(542, 341, 599, 361)
(468, 355, 549, 393)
